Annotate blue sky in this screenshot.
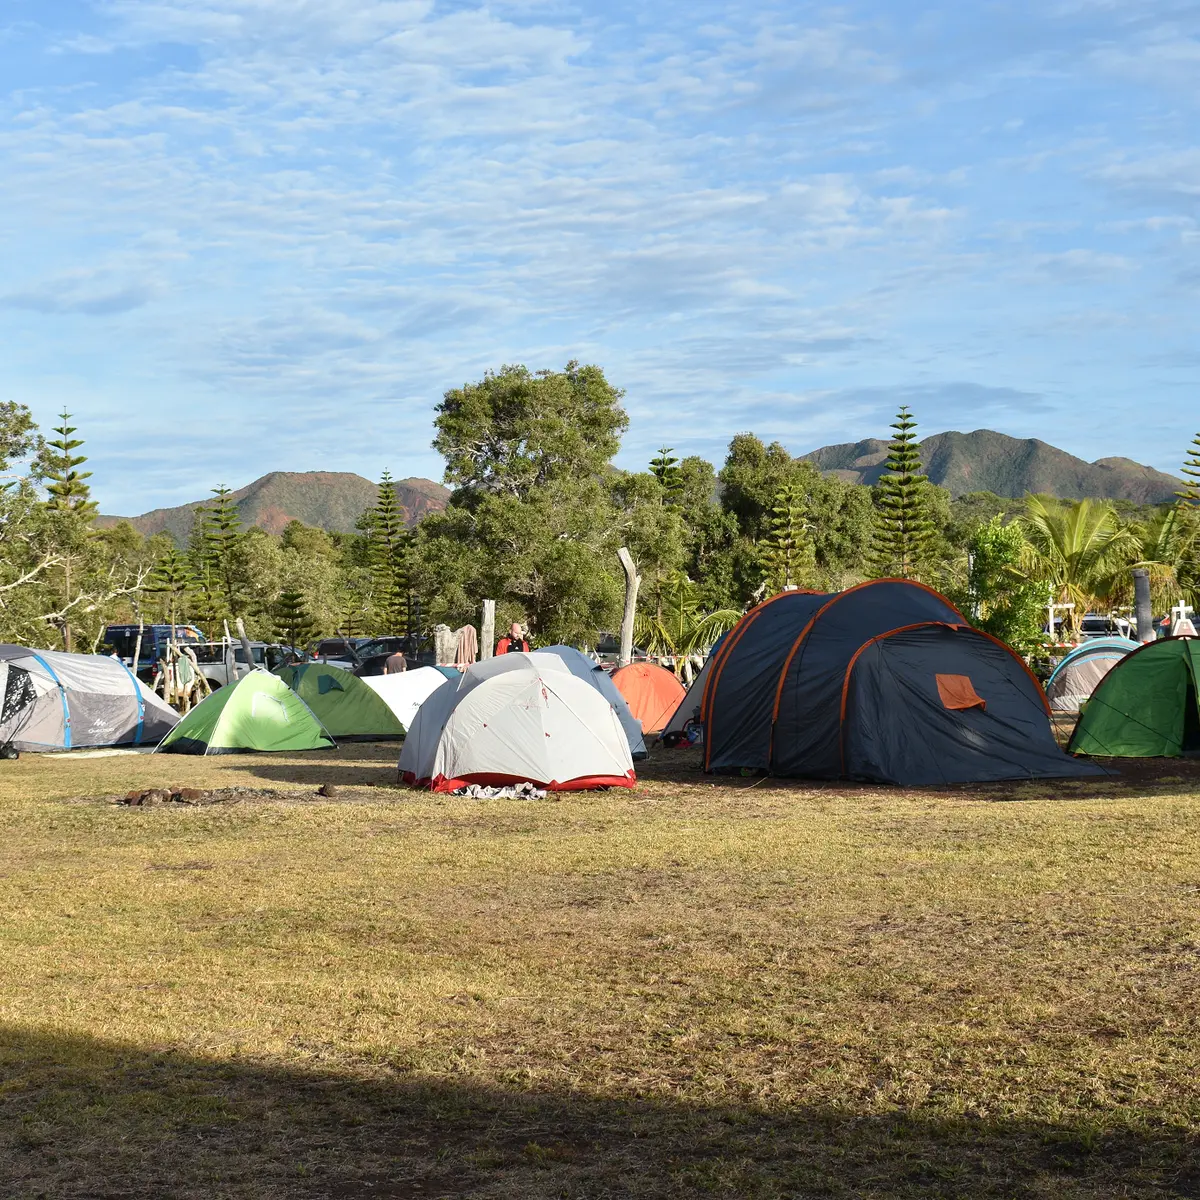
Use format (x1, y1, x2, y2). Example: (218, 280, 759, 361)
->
(1, 0, 1198, 514)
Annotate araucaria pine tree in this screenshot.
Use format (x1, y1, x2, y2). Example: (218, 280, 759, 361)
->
(650, 447, 684, 504)
(370, 472, 412, 632)
(191, 485, 246, 621)
(273, 589, 316, 649)
(759, 481, 814, 594)
(1177, 432, 1200, 505)
(870, 406, 935, 579)
(37, 410, 98, 650)
(41, 411, 97, 521)
(146, 547, 196, 628)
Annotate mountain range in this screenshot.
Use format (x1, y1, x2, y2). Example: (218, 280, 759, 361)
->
(801, 429, 1181, 503)
(99, 430, 1181, 541)
(97, 471, 450, 543)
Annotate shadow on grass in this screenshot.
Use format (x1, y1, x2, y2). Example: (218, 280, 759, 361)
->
(2, 1025, 1198, 1199)
(246, 759, 402, 790)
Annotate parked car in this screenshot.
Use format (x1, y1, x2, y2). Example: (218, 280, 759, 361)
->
(351, 636, 424, 676)
(191, 641, 297, 688)
(102, 624, 205, 680)
(1079, 613, 1134, 640)
(593, 633, 649, 667)
(306, 637, 370, 668)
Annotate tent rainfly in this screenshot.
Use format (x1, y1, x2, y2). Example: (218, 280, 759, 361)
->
(702, 579, 1103, 786)
(610, 662, 686, 735)
(157, 671, 334, 755)
(277, 662, 404, 740)
(1069, 637, 1200, 758)
(360, 666, 449, 731)
(398, 651, 635, 792)
(1045, 637, 1138, 713)
(0, 644, 178, 752)
(538, 644, 647, 760)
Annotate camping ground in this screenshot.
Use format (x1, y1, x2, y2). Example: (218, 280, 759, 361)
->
(2, 745, 1199, 1198)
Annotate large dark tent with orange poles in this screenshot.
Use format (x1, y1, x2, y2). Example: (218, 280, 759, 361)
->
(701, 579, 1102, 786)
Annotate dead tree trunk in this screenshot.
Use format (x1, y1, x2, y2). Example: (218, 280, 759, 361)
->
(617, 547, 641, 669)
(235, 617, 257, 673)
(480, 600, 496, 660)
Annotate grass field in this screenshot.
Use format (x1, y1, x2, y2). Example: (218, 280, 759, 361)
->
(2, 743, 1200, 1198)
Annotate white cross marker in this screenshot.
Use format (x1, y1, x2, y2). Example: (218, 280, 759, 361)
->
(1171, 599, 1196, 637)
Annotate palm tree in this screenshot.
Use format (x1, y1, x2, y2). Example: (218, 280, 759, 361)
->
(1103, 504, 1200, 613)
(634, 572, 740, 681)
(1020, 496, 1137, 637)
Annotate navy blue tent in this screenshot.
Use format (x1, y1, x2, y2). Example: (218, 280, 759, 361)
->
(702, 580, 1102, 785)
(539, 645, 648, 760)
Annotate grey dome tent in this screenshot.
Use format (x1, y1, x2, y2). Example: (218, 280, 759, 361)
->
(664, 631, 729, 739)
(1045, 637, 1138, 713)
(539, 645, 647, 760)
(0, 645, 178, 752)
(702, 580, 1103, 786)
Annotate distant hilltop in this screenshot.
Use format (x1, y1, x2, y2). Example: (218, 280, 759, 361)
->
(97, 470, 450, 542)
(802, 429, 1181, 503)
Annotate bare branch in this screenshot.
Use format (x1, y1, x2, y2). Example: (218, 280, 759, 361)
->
(0, 553, 61, 597)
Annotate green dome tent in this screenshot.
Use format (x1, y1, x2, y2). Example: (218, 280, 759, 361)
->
(157, 671, 335, 755)
(1069, 637, 1200, 758)
(276, 662, 405, 740)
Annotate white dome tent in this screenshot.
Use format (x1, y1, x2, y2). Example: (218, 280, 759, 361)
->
(360, 666, 448, 731)
(398, 652, 635, 792)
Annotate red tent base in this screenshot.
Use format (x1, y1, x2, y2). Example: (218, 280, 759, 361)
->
(402, 770, 636, 793)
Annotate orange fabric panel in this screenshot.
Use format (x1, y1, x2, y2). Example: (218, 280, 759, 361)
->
(936, 673, 986, 711)
(612, 663, 687, 734)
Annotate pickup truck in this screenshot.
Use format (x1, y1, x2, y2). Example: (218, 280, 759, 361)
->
(190, 641, 297, 689)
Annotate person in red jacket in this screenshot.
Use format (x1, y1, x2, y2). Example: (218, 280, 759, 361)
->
(496, 622, 530, 655)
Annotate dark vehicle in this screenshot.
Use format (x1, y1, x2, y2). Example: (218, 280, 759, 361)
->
(306, 637, 369, 666)
(1079, 613, 1133, 640)
(102, 624, 204, 677)
(352, 636, 427, 676)
(594, 632, 648, 666)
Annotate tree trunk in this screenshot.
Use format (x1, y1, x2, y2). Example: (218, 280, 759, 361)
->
(1133, 568, 1154, 643)
(433, 624, 455, 666)
(63, 557, 73, 653)
(236, 618, 257, 673)
(480, 599, 496, 660)
(617, 547, 641, 668)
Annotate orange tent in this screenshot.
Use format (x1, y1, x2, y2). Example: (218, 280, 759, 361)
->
(610, 662, 686, 734)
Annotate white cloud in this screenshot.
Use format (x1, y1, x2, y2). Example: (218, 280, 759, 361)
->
(0, 0, 1198, 506)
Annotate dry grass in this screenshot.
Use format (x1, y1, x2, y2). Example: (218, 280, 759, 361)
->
(2, 744, 1200, 1197)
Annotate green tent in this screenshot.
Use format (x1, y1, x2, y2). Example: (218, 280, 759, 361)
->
(1069, 637, 1200, 758)
(276, 662, 405, 740)
(157, 671, 335, 755)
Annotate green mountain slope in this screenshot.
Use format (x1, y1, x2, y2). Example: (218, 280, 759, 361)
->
(98, 471, 449, 542)
(802, 429, 1181, 502)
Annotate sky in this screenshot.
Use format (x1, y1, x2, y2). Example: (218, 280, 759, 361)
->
(0, 0, 1198, 514)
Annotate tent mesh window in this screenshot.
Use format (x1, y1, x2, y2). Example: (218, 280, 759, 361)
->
(2, 667, 35, 726)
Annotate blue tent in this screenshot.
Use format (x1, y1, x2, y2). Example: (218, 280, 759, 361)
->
(703, 580, 1101, 785)
(539, 645, 648, 760)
